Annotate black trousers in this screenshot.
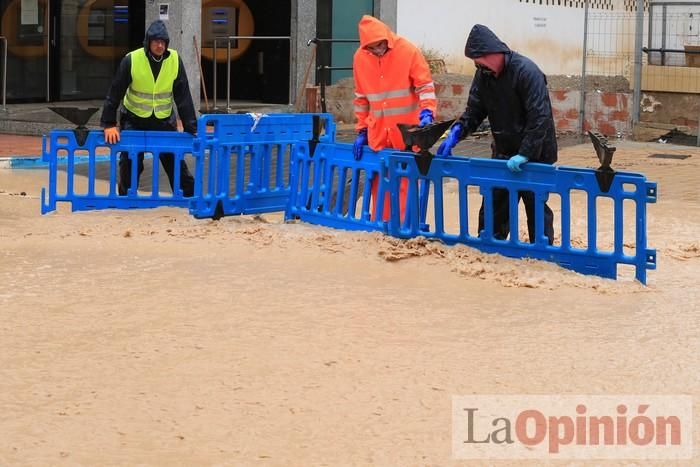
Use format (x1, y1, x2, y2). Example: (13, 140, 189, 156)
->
(117, 117, 194, 197)
(478, 188, 554, 245)
(118, 152, 194, 197)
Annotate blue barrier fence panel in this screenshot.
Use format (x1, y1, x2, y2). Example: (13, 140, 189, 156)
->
(197, 112, 337, 144)
(284, 142, 390, 233)
(385, 153, 657, 284)
(190, 113, 337, 219)
(41, 130, 197, 214)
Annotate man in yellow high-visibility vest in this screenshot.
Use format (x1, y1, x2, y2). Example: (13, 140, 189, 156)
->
(100, 20, 197, 197)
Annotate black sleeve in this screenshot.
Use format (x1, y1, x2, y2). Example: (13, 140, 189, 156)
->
(173, 57, 198, 134)
(100, 55, 132, 128)
(457, 75, 488, 140)
(516, 66, 553, 161)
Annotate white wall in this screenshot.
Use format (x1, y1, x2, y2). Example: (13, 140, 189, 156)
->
(397, 0, 590, 76)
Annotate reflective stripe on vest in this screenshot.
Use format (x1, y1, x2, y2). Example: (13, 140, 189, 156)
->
(370, 103, 419, 119)
(123, 49, 178, 118)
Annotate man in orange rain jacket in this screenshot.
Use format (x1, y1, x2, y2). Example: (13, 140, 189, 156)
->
(352, 15, 437, 222)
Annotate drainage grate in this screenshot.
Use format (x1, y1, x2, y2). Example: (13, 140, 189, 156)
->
(649, 154, 692, 160)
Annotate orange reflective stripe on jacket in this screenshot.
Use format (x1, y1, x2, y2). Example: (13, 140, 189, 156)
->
(353, 15, 437, 152)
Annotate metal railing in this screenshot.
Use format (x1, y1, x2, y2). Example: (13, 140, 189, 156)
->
(307, 38, 359, 113)
(0, 36, 6, 111)
(211, 35, 292, 111)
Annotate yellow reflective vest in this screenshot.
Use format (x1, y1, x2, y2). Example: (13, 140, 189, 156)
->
(123, 49, 178, 118)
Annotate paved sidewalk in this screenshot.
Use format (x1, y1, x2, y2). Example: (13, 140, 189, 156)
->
(0, 134, 44, 158)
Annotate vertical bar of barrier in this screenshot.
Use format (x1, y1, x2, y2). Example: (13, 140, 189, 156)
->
(213, 39, 218, 110)
(288, 40, 294, 105)
(661, 6, 667, 66)
(579, 0, 590, 135)
(632, 0, 645, 124)
(226, 40, 232, 112)
(0, 36, 6, 111)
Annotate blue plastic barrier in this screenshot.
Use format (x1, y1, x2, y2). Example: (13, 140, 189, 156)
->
(392, 154, 657, 284)
(41, 130, 196, 214)
(286, 147, 657, 284)
(41, 113, 335, 217)
(189, 113, 336, 219)
(197, 112, 336, 144)
(285, 142, 396, 233)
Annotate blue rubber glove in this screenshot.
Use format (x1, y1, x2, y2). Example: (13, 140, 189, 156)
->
(436, 122, 463, 156)
(506, 154, 529, 172)
(418, 109, 434, 127)
(353, 129, 368, 161)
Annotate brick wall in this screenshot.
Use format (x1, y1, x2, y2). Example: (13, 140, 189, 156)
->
(551, 90, 632, 136)
(317, 76, 632, 137)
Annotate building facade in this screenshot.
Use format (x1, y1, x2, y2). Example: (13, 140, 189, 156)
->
(0, 0, 397, 108)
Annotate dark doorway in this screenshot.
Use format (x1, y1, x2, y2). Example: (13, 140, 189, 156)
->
(201, 0, 291, 105)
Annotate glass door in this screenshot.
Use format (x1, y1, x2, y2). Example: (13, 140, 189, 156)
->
(53, 0, 132, 101)
(0, 0, 49, 102)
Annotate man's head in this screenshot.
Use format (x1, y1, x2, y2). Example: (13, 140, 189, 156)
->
(144, 20, 170, 57)
(473, 54, 505, 77)
(365, 39, 389, 57)
(149, 38, 167, 58)
(358, 15, 394, 57)
(464, 24, 510, 78)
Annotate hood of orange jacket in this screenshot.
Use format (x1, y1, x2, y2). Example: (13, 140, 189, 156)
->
(358, 15, 396, 50)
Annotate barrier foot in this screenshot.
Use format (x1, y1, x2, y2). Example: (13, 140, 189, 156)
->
(212, 200, 225, 221)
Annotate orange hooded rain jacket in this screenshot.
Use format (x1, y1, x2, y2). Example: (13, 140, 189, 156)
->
(353, 15, 437, 151)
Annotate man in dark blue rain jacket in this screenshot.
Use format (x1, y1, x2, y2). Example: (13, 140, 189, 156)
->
(438, 24, 556, 245)
(100, 20, 197, 197)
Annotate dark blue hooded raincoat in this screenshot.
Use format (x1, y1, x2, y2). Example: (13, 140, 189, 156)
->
(458, 25, 557, 164)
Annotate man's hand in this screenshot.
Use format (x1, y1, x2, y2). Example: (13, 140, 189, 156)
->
(104, 127, 120, 144)
(506, 154, 529, 172)
(418, 109, 434, 127)
(436, 122, 463, 157)
(353, 128, 368, 161)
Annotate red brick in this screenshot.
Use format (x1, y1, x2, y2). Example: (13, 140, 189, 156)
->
(610, 110, 629, 122)
(435, 84, 446, 96)
(601, 93, 618, 108)
(552, 90, 568, 101)
(565, 108, 579, 120)
(452, 84, 465, 96)
(556, 119, 571, 130)
(0, 134, 42, 157)
(583, 120, 592, 132)
(597, 121, 617, 136)
(438, 100, 456, 113)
